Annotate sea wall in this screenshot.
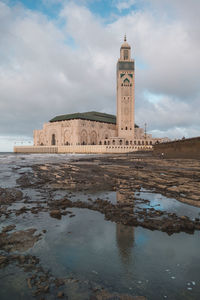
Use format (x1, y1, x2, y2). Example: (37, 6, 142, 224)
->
(14, 144, 152, 154)
(153, 137, 200, 159)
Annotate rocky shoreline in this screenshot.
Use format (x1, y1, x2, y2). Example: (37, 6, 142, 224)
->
(14, 153, 200, 235)
(1, 153, 200, 299)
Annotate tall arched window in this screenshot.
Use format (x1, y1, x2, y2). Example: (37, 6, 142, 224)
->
(51, 134, 56, 145)
(124, 49, 128, 60)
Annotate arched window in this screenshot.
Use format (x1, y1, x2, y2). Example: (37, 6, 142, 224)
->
(150, 141, 152, 145)
(99, 141, 102, 145)
(104, 141, 107, 145)
(125, 126, 128, 130)
(138, 141, 141, 145)
(142, 141, 144, 145)
(130, 141, 132, 145)
(51, 134, 56, 145)
(124, 49, 128, 60)
(119, 140, 122, 145)
(90, 131, 97, 145)
(146, 141, 148, 145)
(126, 141, 129, 145)
(112, 140, 115, 145)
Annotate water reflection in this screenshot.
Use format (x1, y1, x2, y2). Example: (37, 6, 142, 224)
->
(116, 223, 134, 266)
(116, 192, 134, 266)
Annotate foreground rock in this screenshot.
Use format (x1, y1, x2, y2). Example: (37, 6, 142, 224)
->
(0, 228, 41, 252)
(93, 290, 146, 300)
(0, 187, 23, 205)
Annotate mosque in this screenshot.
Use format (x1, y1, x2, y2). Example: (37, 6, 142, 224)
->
(28, 37, 168, 153)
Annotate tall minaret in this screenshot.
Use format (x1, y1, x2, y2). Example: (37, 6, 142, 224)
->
(116, 35, 135, 139)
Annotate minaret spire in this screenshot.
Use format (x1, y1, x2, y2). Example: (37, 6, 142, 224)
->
(124, 34, 126, 42)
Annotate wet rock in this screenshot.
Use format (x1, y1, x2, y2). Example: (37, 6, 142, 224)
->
(43, 285, 49, 293)
(27, 277, 32, 289)
(0, 255, 8, 267)
(57, 291, 65, 298)
(50, 209, 62, 219)
(0, 228, 41, 252)
(94, 289, 146, 300)
(0, 187, 23, 204)
(69, 214, 75, 218)
(180, 216, 188, 220)
(18, 255, 26, 264)
(15, 206, 28, 216)
(2, 224, 16, 233)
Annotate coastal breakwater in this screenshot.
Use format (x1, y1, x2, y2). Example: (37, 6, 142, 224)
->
(154, 136, 200, 159)
(14, 144, 152, 154)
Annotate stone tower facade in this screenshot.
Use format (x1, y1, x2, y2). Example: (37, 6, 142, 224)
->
(117, 35, 135, 139)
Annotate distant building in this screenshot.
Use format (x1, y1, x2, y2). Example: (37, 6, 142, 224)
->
(34, 36, 169, 150)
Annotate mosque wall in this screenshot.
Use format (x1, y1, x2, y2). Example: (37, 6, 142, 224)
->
(34, 119, 117, 146)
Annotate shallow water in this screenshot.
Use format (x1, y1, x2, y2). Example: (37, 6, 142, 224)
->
(0, 153, 200, 299)
(62, 189, 200, 219)
(1, 207, 200, 300)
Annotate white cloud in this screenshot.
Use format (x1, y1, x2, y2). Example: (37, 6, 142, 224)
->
(114, 0, 136, 11)
(0, 0, 199, 151)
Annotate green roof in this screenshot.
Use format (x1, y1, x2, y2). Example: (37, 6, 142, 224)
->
(50, 111, 116, 124)
(50, 111, 139, 128)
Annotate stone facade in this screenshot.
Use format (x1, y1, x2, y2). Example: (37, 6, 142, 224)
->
(34, 119, 116, 147)
(153, 137, 200, 159)
(33, 37, 169, 150)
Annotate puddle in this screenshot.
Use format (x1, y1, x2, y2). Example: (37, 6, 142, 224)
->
(138, 189, 200, 219)
(66, 189, 200, 219)
(1, 208, 200, 300)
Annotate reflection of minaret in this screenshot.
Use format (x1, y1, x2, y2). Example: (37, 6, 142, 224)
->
(116, 191, 135, 266)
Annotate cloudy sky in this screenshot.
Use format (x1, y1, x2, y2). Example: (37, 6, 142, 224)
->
(0, 0, 200, 151)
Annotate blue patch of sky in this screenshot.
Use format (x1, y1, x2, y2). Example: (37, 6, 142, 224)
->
(135, 229, 149, 247)
(143, 90, 164, 104)
(6, 0, 62, 20)
(6, 0, 78, 48)
(135, 58, 148, 70)
(87, 0, 142, 22)
(6, 0, 143, 23)
(65, 36, 78, 49)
